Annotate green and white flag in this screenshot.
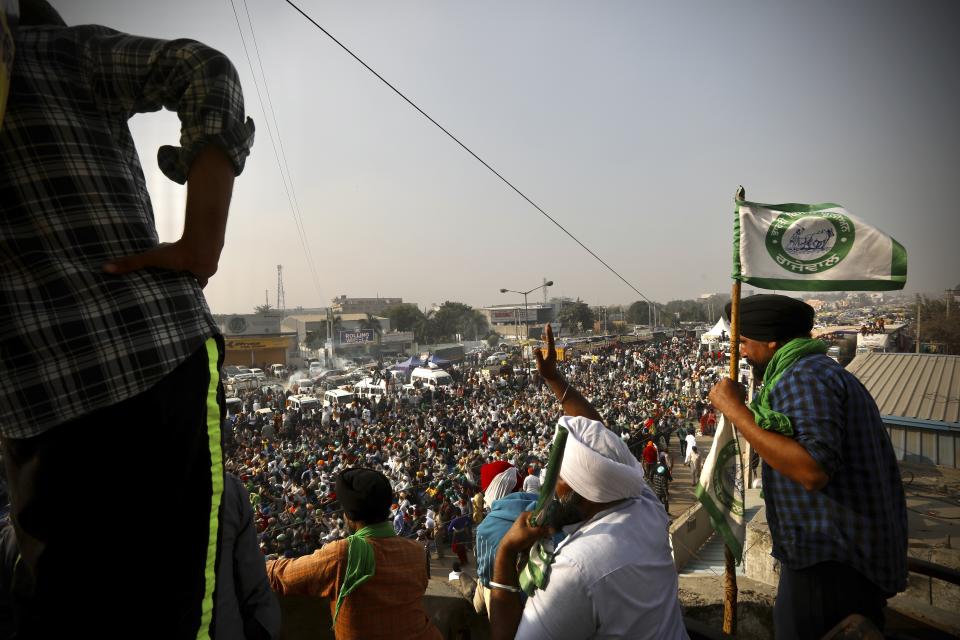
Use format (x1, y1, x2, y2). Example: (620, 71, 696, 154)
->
(734, 199, 907, 291)
(694, 415, 745, 561)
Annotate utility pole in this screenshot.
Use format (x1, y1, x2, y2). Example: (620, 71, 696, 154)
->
(915, 293, 921, 354)
(276, 265, 285, 315)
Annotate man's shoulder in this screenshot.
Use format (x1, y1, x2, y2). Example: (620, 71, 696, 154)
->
(778, 353, 848, 389)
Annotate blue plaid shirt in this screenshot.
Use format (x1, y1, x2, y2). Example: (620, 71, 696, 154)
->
(761, 353, 907, 594)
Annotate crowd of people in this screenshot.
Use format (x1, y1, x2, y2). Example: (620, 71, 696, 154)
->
(222, 335, 724, 561)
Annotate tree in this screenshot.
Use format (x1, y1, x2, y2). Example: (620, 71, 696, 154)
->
(557, 299, 594, 334)
(254, 303, 272, 314)
(917, 296, 960, 354)
(625, 300, 652, 325)
(431, 301, 490, 342)
(383, 304, 426, 333)
(359, 313, 383, 338)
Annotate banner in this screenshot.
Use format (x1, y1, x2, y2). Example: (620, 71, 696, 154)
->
(734, 200, 907, 291)
(224, 336, 292, 350)
(339, 329, 374, 344)
(694, 415, 745, 561)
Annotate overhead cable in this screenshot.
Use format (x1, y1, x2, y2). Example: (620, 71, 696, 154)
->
(281, 0, 661, 308)
(228, 0, 326, 305)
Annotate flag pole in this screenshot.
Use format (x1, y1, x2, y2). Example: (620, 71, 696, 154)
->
(723, 185, 746, 635)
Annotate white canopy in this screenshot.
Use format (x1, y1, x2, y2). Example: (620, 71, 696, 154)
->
(701, 317, 730, 343)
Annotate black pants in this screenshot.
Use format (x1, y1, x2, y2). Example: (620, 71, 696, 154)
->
(774, 561, 890, 640)
(1, 338, 225, 639)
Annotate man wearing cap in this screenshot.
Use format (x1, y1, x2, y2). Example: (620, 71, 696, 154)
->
(489, 325, 686, 639)
(709, 294, 907, 638)
(266, 468, 441, 640)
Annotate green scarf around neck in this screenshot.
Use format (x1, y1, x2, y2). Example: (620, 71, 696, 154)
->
(748, 338, 828, 437)
(332, 520, 395, 625)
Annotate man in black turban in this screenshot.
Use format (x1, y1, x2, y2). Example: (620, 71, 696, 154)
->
(724, 294, 816, 377)
(709, 294, 907, 639)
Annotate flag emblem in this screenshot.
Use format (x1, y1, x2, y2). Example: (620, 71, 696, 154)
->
(764, 210, 855, 275)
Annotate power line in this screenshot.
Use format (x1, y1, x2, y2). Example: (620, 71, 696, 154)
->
(240, 0, 323, 303)
(227, 0, 326, 306)
(280, 0, 662, 309)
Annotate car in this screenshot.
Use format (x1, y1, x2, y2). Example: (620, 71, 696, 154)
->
(308, 362, 324, 377)
(222, 365, 250, 384)
(485, 352, 509, 365)
(269, 364, 287, 378)
(248, 368, 267, 382)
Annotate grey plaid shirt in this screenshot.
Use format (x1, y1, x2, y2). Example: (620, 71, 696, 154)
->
(0, 25, 255, 438)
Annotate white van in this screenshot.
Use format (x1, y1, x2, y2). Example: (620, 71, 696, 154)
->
(324, 388, 356, 408)
(288, 394, 320, 413)
(410, 367, 453, 389)
(354, 378, 387, 401)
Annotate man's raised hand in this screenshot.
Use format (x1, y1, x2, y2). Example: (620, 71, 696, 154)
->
(534, 323, 561, 384)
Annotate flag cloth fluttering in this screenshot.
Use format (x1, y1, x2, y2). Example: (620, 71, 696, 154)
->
(734, 200, 907, 291)
(694, 414, 745, 562)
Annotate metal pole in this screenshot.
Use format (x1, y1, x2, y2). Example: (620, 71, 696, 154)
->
(524, 292, 529, 341)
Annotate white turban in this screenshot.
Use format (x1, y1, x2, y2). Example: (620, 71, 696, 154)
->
(484, 466, 520, 510)
(558, 416, 648, 503)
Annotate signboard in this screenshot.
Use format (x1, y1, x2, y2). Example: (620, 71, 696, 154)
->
(224, 336, 293, 350)
(340, 329, 374, 344)
(491, 309, 538, 322)
(381, 331, 414, 344)
(222, 314, 283, 335)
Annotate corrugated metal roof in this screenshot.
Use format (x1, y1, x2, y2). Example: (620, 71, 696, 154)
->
(846, 352, 960, 426)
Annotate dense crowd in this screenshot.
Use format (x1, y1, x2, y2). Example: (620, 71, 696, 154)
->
(222, 336, 725, 560)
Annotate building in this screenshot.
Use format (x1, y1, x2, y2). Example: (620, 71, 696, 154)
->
(330, 295, 402, 316)
(215, 313, 298, 368)
(847, 352, 960, 468)
(217, 313, 285, 336)
(481, 303, 555, 339)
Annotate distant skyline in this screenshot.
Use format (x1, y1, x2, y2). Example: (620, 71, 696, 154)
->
(57, 1, 960, 313)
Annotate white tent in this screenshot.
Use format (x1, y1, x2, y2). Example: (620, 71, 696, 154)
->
(701, 317, 731, 344)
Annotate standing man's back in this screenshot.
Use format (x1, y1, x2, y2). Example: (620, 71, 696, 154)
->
(0, 1, 254, 635)
(267, 468, 442, 640)
(709, 295, 907, 639)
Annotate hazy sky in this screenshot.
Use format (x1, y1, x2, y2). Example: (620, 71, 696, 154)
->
(56, 0, 960, 313)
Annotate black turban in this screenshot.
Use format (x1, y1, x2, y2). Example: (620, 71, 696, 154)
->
(724, 294, 815, 342)
(335, 468, 393, 523)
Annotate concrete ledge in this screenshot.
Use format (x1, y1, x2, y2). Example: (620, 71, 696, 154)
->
(670, 502, 714, 571)
(742, 505, 779, 587)
(276, 579, 491, 640)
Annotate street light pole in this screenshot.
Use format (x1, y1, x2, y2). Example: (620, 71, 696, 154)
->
(500, 280, 554, 344)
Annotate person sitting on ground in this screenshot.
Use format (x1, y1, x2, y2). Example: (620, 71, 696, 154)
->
(488, 324, 686, 639)
(266, 468, 441, 640)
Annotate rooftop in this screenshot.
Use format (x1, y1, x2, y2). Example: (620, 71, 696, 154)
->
(847, 352, 960, 426)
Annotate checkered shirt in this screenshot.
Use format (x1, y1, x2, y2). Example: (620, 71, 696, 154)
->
(0, 25, 254, 438)
(761, 354, 908, 594)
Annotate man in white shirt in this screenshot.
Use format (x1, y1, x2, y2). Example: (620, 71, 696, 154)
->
(488, 324, 687, 640)
(684, 431, 698, 465)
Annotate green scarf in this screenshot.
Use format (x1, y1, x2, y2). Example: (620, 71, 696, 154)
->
(749, 338, 828, 437)
(332, 521, 395, 625)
